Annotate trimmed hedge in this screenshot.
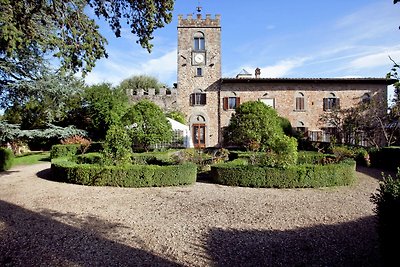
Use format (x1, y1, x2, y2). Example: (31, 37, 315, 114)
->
(0, 148, 14, 171)
(210, 159, 356, 188)
(50, 144, 81, 159)
(371, 171, 400, 267)
(51, 158, 197, 187)
(297, 151, 329, 164)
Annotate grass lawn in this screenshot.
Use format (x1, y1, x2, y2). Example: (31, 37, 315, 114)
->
(13, 151, 50, 166)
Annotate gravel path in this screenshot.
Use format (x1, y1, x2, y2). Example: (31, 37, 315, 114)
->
(0, 163, 386, 266)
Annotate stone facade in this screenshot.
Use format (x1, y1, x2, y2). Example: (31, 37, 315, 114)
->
(220, 78, 388, 134)
(177, 14, 221, 147)
(128, 13, 391, 148)
(126, 88, 177, 113)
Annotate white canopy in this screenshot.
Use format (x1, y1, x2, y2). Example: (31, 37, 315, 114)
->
(167, 118, 194, 148)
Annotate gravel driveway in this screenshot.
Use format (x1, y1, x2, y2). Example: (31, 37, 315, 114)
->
(0, 163, 386, 266)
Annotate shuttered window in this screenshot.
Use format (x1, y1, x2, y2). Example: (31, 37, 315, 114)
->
(223, 97, 240, 110)
(323, 98, 340, 111)
(295, 97, 305, 111)
(190, 93, 206, 106)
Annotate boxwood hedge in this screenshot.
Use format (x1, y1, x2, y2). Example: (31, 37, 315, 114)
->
(0, 148, 14, 171)
(51, 158, 197, 187)
(210, 159, 356, 188)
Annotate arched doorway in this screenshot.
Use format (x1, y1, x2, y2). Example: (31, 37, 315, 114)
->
(190, 114, 207, 148)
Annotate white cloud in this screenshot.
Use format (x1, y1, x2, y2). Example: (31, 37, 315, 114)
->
(85, 49, 177, 86)
(349, 49, 400, 70)
(259, 57, 310, 78)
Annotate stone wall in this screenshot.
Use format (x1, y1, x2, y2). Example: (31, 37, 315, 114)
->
(126, 88, 178, 112)
(219, 80, 387, 144)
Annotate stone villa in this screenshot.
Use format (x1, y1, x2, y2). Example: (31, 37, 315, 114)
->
(128, 13, 393, 148)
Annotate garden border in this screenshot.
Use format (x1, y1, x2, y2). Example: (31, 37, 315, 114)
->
(210, 159, 356, 188)
(51, 158, 197, 187)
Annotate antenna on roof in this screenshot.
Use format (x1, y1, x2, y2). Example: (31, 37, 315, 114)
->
(196, 0, 202, 13)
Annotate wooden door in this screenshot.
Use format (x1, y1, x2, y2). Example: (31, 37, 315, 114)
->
(192, 124, 206, 148)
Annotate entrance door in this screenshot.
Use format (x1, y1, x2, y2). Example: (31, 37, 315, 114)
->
(192, 124, 206, 148)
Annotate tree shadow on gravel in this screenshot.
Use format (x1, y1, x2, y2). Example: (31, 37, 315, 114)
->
(36, 167, 52, 181)
(0, 170, 19, 177)
(206, 216, 381, 267)
(0, 200, 182, 267)
(356, 166, 395, 181)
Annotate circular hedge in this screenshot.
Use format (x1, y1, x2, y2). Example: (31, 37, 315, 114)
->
(51, 158, 197, 187)
(210, 159, 356, 188)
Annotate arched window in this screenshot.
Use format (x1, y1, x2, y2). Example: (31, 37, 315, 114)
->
(193, 32, 205, 51)
(223, 92, 240, 110)
(295, 92, 305, 111)
(323, 92, 340, 111)
(190, 89, 206, 106)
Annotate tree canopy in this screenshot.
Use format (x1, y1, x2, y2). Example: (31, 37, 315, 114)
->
(224, 101, 286, 151)
(0, 0, 174, 78)
(118, 75, 167, 94)
(122, 100, 172, 151)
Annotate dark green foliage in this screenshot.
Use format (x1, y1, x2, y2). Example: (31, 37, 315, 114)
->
(51, 158, 196, 187)
(371, 170, 400, 266)
(279, 116, 293, 136)
(297, 151, 329, 164)
(0, 147, 14, 171)
(75, 153, 103, 165)
(211, 159, 356, 188)
(224, 101, 284, 150)
(102, 125, 132, 165)
(70, 83, 128, 140)
(122, 100, 173, 151)
(50, 144, 81, 159)
(369, 147, 400, 170)
(1, 0, 173, 77)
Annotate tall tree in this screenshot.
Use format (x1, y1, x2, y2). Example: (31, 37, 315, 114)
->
(0, 0, 174, 77)
(2, 71, 84, 129)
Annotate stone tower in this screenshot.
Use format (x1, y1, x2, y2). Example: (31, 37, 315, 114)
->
(177, 13, 221, 148)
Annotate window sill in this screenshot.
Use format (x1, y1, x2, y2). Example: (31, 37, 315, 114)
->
(294, 109, 306, 112)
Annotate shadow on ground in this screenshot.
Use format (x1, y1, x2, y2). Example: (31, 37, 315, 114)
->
(356, 166, 395, 181)
(206, 216, 381, 267)
(36, 168, 52, 181)
(0, 200, 181, 266)
(0, 170, 19, 177)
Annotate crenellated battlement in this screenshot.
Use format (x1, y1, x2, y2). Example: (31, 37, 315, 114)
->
(178, 14, 221, 28)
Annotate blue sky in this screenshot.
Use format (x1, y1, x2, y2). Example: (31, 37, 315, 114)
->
(85, 0, 400, 94)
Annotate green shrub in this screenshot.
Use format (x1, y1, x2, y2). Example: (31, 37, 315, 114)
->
(371, 170, 400, 266)
(51, 158, 196, 187)
(0, 147, 14, 171)
(211, 159, 356, 188)
(297, 151, 328, 164)
(75, 153, 103, 164)
(50, 144, 81, 159)
(102, 125, 132, 165)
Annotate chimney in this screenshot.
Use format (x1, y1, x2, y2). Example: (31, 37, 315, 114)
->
(255, 68, 261, 78)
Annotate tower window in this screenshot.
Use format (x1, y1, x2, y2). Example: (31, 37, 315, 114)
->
(194, 32, 205, 50)
(196, 67, 203, 76)
(190, 92, 206, 106)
